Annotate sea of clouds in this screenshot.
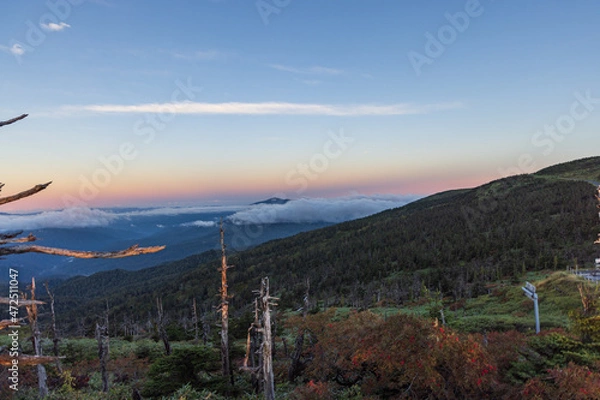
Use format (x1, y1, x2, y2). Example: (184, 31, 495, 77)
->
(227, 195, 420, 225)
(0, 195, 420, 232)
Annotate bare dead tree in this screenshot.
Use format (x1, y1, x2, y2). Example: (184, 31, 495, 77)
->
(259, 277, 277, 400)
(217, 221, 233, 385)
(192, 297, 199, 343)
(288, 278, 310, 382)
(95, 302, 110, 393)
(202, 309, 211, 346)
(243, 298, 261, 393)
(156, 297, 171, 355)
(43, 282, 63, 373)
(23, 278, 48, 397)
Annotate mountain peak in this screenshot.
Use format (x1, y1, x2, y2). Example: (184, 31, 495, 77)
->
(252, 197, 290, 205)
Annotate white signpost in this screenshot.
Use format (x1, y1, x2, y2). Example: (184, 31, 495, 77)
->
(521, 281, 540, 334)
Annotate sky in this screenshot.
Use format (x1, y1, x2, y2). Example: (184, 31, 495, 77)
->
(1, 0, 600, 211)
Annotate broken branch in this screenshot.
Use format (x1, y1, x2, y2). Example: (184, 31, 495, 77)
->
(0, 182, 52, 206)
(0, 244, 166, 258)
(0, 114, 28, 128)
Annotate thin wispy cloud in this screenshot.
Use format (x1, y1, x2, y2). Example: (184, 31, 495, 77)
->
(0, 44, 26, 56)
(41, 22, 71, 32)
(269, 64, 344, 75)
(298, 79, 322, 86)
(171, 49, 228, 61)
(62, 101, 463, 116)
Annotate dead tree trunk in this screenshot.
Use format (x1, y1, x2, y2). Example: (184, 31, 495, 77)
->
(95, 303, 110, 393)
(192, 297, 199, 344)
(288, 278, 310, 382)
(260, 277, 277, 400)
(243, 298, 261, 393)
(156, 297, 171, 355)
(202, 310, 210, 346)
(25, 278, 48, 398)
(218, 221, 233, 385)
(43, 282, 62, 373)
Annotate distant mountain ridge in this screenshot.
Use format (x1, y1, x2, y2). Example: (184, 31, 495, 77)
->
(48, 156, 600, 333)
(252, 197, 290, 205)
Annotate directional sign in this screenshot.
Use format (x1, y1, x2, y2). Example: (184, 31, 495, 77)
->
(522, 287, 537, 301)
(522, 281, 540, 334)
(525, 281, 536, 293)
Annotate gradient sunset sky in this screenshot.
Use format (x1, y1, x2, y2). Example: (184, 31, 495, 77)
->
(1, 0, 599, 211)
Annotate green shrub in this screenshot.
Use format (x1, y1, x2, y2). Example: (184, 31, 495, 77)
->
(141, 346, 223, 399)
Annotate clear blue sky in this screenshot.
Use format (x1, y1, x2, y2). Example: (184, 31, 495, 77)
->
(1, 0, 599, 210)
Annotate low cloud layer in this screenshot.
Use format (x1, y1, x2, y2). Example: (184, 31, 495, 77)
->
(0, 208, 116, 232)
(181, 220, 217, 228)
(0, 205, 244, 232)
(0, 197, 418, 232)
(118, 205, 246, 217)
(227, 195, 420, 225)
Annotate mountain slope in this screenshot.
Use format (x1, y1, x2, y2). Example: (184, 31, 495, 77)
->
(51, 159, 600, 333)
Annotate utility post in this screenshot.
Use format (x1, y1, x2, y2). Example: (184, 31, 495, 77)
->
(521, 281, 540, 334)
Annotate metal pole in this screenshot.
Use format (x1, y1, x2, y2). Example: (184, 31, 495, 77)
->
(533, 293, 540, 334)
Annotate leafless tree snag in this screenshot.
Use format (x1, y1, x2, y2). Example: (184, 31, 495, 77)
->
(192, 297, 199, 343)
(242, 278, 278, 399)
(243, 298, 261, 393)
(259, 277, 277, 400)
(44, 282, 63, 373)
(288, 278, 310, 382)
(23, 278, 49, 397)
(218, 221, 233, 385)
(95, 303, 110, 393)
(156, 297, 171, 355)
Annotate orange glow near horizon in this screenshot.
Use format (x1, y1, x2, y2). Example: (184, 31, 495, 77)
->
(1, 167, 499, 212)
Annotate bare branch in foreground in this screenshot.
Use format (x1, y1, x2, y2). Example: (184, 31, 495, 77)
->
(0, 182, 52, 206)
(0, 234, 36, 245)
(0, 298, 46, 306)
(0, 318, 24, 330)
(0, 231, 24, 240)
(0, 114, 28, 128)
(0, 244, 166, 259)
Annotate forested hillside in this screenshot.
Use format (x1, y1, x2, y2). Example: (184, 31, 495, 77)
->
(51, 157, 600, 333)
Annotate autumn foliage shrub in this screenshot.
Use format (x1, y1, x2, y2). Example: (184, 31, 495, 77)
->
(289, 309, 499, 399)
(522, 362, 600, 400)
